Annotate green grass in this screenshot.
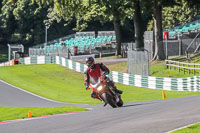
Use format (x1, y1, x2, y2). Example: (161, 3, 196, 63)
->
(149, 61, 195, 78)
(0, 58, 200, 130)
(0, 106, 88, 122)
(0, 64, 100, 104)
(107, 62, 127, 73)
(0, 64, 199, 105)
(172, 123, 200, 133)
(0, 64, 200, 125)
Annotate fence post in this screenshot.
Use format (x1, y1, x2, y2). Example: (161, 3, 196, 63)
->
(183, 64, 185, 74)
(193, 65, 195, 75)
(178, 63, 180, 72)
(174, 62, 176, 70)
(165, 60, 168, 69)
(199, 65, 200, 75)
(179, 39, 182, 56)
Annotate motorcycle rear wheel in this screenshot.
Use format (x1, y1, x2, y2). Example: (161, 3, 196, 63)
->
(117, 98, 123, 107)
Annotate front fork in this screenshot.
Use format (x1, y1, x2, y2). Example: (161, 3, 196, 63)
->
(97, 85, 120, 105)
(108, 86, 120, 103)
(98, 93, 108, 106)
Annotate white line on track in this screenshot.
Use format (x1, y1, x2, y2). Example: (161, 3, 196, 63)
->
(0, 80, 78, 105)
(166, 122, 200, 133)
(0, 80, 92, 125)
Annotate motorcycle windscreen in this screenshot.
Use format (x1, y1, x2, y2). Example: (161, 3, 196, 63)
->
(90, 76, 99, 85)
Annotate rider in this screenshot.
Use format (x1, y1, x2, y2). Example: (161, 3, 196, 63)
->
(84, 56, 123, 99)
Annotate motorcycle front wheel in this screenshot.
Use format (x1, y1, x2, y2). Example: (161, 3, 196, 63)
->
(117, 96, 123, 107)
(102, 93, 117, 108)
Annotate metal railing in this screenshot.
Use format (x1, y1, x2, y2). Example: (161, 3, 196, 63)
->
(185, 31, 200, 58)
(165, 59, 200, 75)
(31, 34, 75, 48)
(29, 46, 72, 59)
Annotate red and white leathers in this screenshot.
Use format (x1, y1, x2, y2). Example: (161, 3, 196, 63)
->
(84, 63, 116, 99)
(84, 62, 123, 99)
(84, 63, 109, 87)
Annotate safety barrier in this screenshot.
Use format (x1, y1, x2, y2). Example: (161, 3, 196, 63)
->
(19, 56, 55, 64)
(0, 61, 12, 66)
(0, 56, 200, 92)
(0, 56, 55, 66)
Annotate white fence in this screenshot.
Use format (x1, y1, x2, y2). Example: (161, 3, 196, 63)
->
(0, 56, 200, 92)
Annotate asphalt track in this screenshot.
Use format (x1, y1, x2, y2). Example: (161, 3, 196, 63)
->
(0, 80, 200, 133)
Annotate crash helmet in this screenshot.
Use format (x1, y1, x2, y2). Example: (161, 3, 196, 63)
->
(86, 57, 94, 67)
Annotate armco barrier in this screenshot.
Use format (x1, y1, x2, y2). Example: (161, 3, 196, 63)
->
(0, 61, 11, 66)
(18, 56, 55, 64)
(0, 56, 199, 92)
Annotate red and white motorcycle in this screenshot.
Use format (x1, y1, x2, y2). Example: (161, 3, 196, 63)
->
(89, 74, 123, 108)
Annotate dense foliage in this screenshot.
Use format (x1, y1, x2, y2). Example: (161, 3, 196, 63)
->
(0, 0, 199, 57)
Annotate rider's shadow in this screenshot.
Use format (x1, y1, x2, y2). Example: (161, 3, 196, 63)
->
(122, 102, 157, 108)
(122, 103, 144, 108)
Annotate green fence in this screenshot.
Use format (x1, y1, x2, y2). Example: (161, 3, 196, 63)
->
(1, 55, 199, 92)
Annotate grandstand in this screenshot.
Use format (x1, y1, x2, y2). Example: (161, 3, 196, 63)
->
(142, 19, 200, 60)
(29, 31, 116, 59)
(167, 19, 200, 59)
(168, 20, 200, 39)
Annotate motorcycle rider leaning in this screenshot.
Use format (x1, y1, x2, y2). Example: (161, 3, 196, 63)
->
(84, 57, 123, 99)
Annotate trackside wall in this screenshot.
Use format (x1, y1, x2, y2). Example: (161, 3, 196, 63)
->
(0, 56, 199, 92)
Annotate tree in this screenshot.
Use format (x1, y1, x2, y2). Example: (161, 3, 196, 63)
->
(133, 0, 144, 48)
(150, 0, 179, 60)
(152, 0, 165, 60)
(33, 0, 128, 55)
(12, 0, 49, 44)
(0, 0, 74, 46)
(96, 0, 126, 55)
(151, 0, 199, 60)
(185, 0, 200, 13)
(0, 0, 17, 45)
(162, 0, 198, 30)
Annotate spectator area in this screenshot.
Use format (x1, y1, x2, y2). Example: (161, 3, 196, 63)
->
(168, 20, 200, 39)
(29, 31, 116, 56)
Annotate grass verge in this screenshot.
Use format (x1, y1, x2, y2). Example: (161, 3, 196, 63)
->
(0, 64, 199, 104)
(0, 106, 88, 122)
(172, 123, 200, 133)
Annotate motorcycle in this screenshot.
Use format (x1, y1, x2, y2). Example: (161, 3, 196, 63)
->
(89, 73, 123, 108)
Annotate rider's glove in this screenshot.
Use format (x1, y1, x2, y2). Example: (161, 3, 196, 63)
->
(86, 86, 89, 90)
(102, 71, 109, 76)
(85, 82, 89, 90)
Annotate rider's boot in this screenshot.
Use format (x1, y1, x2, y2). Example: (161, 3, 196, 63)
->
(114, 88, 123, 94)
(112, 86, 123, 94)
(109, 81, 123, 94)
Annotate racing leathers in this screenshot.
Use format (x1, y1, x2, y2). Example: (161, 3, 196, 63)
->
(84, 63, 122, 99)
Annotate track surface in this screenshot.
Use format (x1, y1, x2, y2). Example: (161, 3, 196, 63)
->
(0, 80, 200, 133)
